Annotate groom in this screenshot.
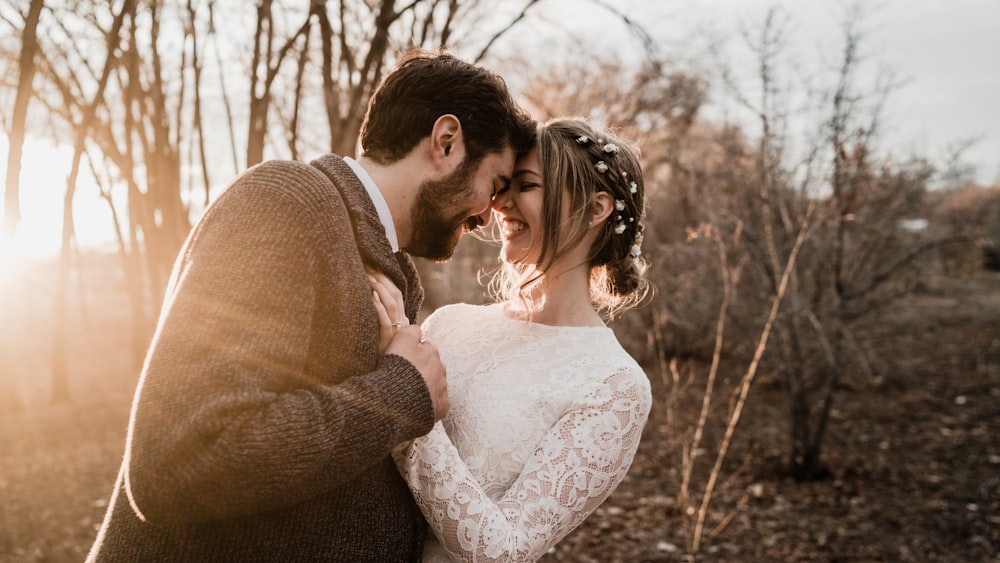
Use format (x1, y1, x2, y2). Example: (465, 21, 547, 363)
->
(86, 49, 536, 562)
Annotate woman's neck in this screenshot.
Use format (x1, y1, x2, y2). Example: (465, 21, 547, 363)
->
(507, 260, 605, 327)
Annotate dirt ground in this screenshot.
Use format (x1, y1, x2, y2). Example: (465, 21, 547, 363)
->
(0, 266, 997, 562)
(544, 272, 1000, 562)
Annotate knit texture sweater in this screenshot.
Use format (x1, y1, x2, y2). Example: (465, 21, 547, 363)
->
(87, 155, 435, 562)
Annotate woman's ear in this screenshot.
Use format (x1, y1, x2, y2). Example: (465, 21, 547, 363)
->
(430, 114, 466, 172)
(589, 192, 614, 228)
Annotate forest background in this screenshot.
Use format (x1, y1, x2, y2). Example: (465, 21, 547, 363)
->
(0, 0, 998, 561)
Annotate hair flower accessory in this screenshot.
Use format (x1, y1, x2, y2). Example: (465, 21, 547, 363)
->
(576, 135, 590, 145)
(629, 230, 644, 258)
(602, 143, 620, 155)
(614, 199, 626, 211)
(614, 223, 627, 234)
(629, 181, 638, 194)
(595, 161, 609, 173)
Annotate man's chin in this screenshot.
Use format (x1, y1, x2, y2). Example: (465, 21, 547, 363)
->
(408, 227, 464, 262)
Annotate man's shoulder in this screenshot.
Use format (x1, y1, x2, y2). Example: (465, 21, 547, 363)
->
(213, 156, 349, 209)
(242, 158, 338, 191)
(307, 153, 359, 186)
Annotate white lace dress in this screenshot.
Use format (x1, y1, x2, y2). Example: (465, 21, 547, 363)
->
(394, 303, 652, 562)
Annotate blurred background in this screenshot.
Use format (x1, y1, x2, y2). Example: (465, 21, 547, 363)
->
(1, 0, 997, 561)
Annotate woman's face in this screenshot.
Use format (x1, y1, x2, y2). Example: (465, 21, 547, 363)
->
(492, 147, 546, 265)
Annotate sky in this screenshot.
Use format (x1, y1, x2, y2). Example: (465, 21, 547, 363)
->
(1, 0, 998, 262)
(531, 0, 1000, 184)
(695, 0, 1000, 183)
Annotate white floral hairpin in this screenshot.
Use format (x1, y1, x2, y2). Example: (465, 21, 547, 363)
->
(595, 161, 609, 173)
(602, 143, 620, 155)
(630, 231, 644, 258)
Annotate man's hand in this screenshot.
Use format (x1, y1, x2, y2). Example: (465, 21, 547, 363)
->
(385, 326, 449, 421)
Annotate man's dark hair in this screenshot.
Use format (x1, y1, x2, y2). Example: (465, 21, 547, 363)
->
(360, 49, 536, 165)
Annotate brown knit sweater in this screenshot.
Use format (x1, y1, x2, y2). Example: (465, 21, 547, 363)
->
(86, 155, 435, 562)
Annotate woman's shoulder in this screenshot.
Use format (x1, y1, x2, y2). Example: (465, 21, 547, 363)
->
(425, 302, 498, 321)
(581, 336, 651, 400)
(422, 303, 502, 337)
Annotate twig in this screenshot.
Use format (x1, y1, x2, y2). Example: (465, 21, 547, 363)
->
(691, 201, 815, 553)
(680, 227, 733, 552)
(707, 493, 749, 540)
(840, 324, 875, 384)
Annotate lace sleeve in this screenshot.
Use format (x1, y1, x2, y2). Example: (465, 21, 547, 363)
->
(394, 368, 650, 562)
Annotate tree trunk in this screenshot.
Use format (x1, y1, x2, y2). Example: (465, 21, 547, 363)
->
(4, 0, 43, 257)
(52, 0, 134, 404)
(1, 0, 44, 411)
(246, 0, 273, 167)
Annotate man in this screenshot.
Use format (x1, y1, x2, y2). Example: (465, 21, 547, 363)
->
(86, 49, 536, 562)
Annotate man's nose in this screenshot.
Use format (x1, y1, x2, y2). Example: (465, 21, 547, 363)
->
(491, 190, 510, 212)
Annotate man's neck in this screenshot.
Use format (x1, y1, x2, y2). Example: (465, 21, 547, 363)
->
(356, 154, 428, 251)
(344, 157, 398, 252)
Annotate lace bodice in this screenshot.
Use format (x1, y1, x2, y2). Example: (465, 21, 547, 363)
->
(394, 303, 652, 562)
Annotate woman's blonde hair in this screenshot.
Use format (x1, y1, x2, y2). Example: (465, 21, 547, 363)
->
(488, 118, 650, 319)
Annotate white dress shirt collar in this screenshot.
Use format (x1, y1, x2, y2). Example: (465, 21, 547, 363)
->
(344, 156, 399, 252)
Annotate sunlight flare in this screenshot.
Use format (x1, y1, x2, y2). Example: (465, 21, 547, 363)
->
(2, 135, 119, 259)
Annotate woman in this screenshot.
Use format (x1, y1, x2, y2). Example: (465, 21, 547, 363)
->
(372, 118, 652, 562)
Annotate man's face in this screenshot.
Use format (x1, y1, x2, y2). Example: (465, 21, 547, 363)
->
(407, 148, 516, 261)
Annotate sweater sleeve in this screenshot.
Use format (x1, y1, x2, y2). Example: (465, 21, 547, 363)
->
(124, 161, 435, 526)
(394, 368, 651, 562)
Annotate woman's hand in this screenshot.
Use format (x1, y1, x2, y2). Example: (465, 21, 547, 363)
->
(368, 270, 408, 353)
(369, 270, 448, 420)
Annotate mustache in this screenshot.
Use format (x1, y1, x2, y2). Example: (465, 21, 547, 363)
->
(464, 216, 482, 231)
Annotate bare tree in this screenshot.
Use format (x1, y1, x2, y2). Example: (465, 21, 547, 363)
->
(3, 0, 43, 264)
(186, 0, 213, 207)
(246, 0, 314, 166)
(708, 3, 982, 481)
(52, 0, 135, 403)
(0, 0, 45, 412)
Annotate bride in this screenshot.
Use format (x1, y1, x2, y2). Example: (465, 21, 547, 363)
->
(371, 117, 652, 562)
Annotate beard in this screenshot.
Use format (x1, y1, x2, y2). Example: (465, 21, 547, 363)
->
(406, 160, 482, 262)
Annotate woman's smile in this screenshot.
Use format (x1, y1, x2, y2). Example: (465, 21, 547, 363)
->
(498, 216, 528, 239)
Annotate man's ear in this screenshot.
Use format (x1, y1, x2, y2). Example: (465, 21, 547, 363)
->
(430, 114, 465, 171)
(589, 192, 614, 228)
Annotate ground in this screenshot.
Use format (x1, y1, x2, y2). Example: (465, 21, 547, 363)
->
(0, 266, 997, 562)
(543, 272, 1000, 562)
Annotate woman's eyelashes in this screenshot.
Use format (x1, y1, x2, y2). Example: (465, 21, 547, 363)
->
(513, 180, 540, 193)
